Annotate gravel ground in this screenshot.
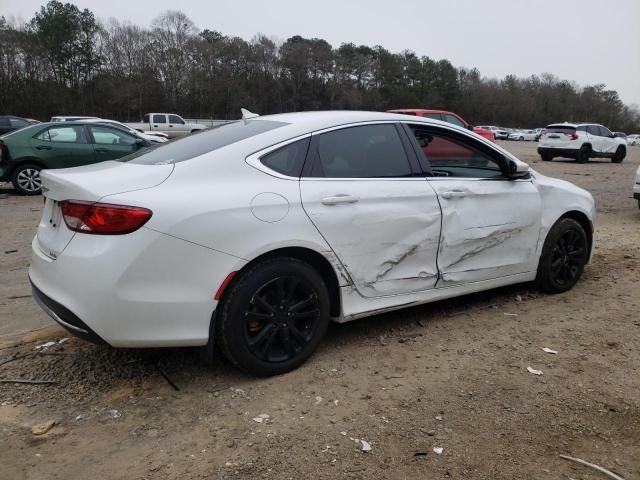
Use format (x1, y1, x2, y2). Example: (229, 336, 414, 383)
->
(1, 141, 639, 479)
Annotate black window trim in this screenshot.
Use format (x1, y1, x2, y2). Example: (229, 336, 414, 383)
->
(302, 121, 420, 180)
(400, 121, 513, 180)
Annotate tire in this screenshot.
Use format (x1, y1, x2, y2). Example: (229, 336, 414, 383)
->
(215, 257, 330, 376)
(11, 163, 43, 195)
(612, 146, 626, 163)
(535, 218, 588, 294)
(519, 136, 524, 141)
(576, 145, 590, 163)
(541, 153, 553, 162)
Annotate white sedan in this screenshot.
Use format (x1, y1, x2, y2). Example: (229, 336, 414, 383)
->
(508, 130, 537, 141)
(30, 111, 595, 376)
(628, 134, 640, 146)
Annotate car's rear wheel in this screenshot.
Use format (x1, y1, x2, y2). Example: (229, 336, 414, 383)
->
(535, 218, 588, 294)
(519, 136, 524, 141)
(612, 146, 626, 163)
(11, 164, 42, 195)
(576, 146, 590, 163)
(541, 153, 553, 161)
(216, 257, 330, 376)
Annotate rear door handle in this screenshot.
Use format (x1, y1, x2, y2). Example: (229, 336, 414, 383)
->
(321, 194, 359, 205)
(95, 148, 108, 153)
(440, 190, 467, 199)
(36, 145, 52, 150)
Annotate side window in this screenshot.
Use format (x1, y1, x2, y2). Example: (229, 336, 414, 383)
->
(260, 138, 310, 177)
(443, 114, 465, 127)
(422, 113, 442, 121)
(143, 114, 150, 123)
(576, 125, 587, 132)
(89, 126, 137, 146)
(314, 124, 411, 178)
(598, 126, 612, 137)
(408, 125, 504, 179)
(9, 118, 28, 127)
(168, 115, 185, 125)
(35, 126, 87, 143)
(0, 118, 10, 126)
(152, 114, 167, 124)
(586, 125, 600, 136)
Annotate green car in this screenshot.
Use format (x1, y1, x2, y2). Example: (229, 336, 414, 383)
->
(0, 122, 152, 195)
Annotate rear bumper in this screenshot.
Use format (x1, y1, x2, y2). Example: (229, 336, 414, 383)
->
(31, 280, 108, 345)
(29, 228, 244, 348)
(537, 147, 578, 159)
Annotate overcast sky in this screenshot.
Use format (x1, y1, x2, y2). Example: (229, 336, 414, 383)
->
(6, 0, 640, 106)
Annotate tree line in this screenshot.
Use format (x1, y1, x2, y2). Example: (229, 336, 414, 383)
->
(1, 1, 638, 132)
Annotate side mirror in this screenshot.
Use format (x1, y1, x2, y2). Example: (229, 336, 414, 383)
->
(134, 138, 146, 149)
(508, 158, 531, 179)
(467, 124, 474, 131)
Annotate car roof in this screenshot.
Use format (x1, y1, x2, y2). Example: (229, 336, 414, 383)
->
(386, 108, 450, 114)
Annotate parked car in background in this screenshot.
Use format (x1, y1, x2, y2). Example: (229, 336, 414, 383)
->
(614, 132, 627, 143)
(30, 110, 595, 376)
(0, 122, 152, 195)
(535, 128, 545, 141)
(51, 116, 169, 143)
(125, 113, 207, 139)
(82, 119, 169, 144)
(538, 123, 627, 163)
(50, 116, 98, 122)
(477, 126, 509, 140)
(0, 115, 33, 135)
(508, 130, 537, 141)
(386, 109, 495, 142)
(627, 134, 640, 146)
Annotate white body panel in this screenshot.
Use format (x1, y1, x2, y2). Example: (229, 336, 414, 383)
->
(300, 177, 441, 297)
(29, 111, 596, 348)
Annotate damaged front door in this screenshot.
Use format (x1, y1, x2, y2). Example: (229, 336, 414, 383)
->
(408, 125, 542, 285)
(300, 123, 442, 297)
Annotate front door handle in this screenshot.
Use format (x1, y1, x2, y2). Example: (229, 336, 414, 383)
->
(440, 190, 467, 199)
(95, 148, 108, 153)
(36, 145, 52, 150)
(321, 194, 359, 206)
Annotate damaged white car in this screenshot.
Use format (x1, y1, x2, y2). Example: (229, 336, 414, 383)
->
(29, 111, 595, 376)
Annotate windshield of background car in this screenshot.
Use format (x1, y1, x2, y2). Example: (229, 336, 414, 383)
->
(120, 119, 288, 165)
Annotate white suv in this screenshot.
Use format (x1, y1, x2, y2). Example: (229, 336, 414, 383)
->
(538, 123, 627, 163)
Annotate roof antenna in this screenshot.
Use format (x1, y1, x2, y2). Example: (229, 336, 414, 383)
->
(241, 108, 259, 119)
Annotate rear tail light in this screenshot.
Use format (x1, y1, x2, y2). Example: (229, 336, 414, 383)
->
(60, 200, 152, 235)
(568, 132, 578, 140)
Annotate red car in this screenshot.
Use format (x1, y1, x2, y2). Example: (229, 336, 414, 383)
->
(386, 109, 496, 143)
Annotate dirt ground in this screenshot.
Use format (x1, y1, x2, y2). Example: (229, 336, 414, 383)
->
(1, 141, 639, 480)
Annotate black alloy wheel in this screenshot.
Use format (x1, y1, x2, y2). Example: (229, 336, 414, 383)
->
(243, 276, 321, 363)
(536, 218, 588, 293)
(576, 146, 590, 163)
(216, 257, 330, 376)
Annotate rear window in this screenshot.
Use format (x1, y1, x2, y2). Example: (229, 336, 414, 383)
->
(545, 125, 576, 134)
(121, 120, 288, 165)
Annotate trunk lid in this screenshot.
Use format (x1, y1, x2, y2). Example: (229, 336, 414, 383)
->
(36, 161, 173, 260)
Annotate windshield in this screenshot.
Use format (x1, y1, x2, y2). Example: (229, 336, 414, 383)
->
(120, 119, 288, 165)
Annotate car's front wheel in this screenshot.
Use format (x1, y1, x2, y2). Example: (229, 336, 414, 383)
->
(536, 218, 588, 294)
(216, 257, 330, 376)
(612, 146, 626, 163)
(541, 153, 553, 161)
(11, 164, 42, 195)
